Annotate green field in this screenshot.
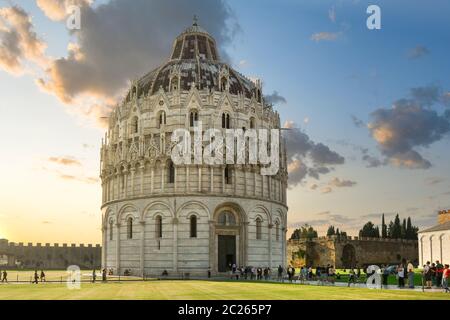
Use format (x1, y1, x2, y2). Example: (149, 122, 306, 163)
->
(1, 279, 449, 300)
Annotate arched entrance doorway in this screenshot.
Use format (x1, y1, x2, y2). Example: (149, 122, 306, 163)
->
(341, 244, 356, 268)
(211, 203, 247, 273)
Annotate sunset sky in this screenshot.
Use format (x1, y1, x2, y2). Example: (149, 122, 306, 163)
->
(1, 0, 449, 244)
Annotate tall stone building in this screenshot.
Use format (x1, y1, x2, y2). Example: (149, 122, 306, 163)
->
(418, 210, 450, 266)
(100, 20, 288, 277)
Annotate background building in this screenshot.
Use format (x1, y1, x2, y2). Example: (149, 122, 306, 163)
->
(418, 210, 450, 266)
(288, 236, 418, 268)
(0, 239, 101, 269)
(100, 20, 288, 277)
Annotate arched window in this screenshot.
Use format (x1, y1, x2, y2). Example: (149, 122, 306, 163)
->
(250, 117, 255, 129)
(171, 76, 178, 91)
(222, 113, 226, 128)
(155, 216, 162, 238)
(256, 218, 262, 240)
(221, 77, 227, 91)
(167, 160, 175, 184)
(109, 220, 114, 241)
(159, 111, 166, 128)
(131, 116, 139, 134)
(224, 165, 232, 184)
(190, 111, 198, 127)
(218, 211, 236, 226)
(221, 113, 230, 129)
(127, 217, 133, 239)
(190, 216, 197, 238)
(275, 221, 280, 241)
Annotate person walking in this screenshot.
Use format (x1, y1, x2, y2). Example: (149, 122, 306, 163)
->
(40, 270, 46, 282)
(277, 265, 283, 282)
(436, 260, 444, 288)
(33, 270, 39, 284)
(442, 264, 449, 293)
(397, 263, 405, 288)
(92, 269, 97, 283)
(424, 261, 432, 289)
(348, 268, 356, 287)
(1, 270, 7, 283)
(407, 261, 415, 289)
(102, 268, 107, 282)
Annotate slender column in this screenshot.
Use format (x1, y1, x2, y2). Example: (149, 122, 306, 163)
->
(161, 165, 165, 192)
(140, 165, 145, 195)
(186, 165, 190, 192)
(268, 176, 272, 200)
(208, 220, 215, 273)
(243, 222, 249, 266)
(172, 218, 178, 273)
(116, 222, 121, 275)
(261, 175, 264, 198)
(253, 170, 257, 196)
(151, 168, 154, 194)
(123, 169, 128, 198)
(210, 167, 214, 192)
(268, 224, 273, 268)
(221, 166, 225, 193)
(244, 168, 247, 196)
(174, 167, 178, 191)
(102, 225, 107, 270)
(140, 221, 145, 277)
(282, 228, 287, 267)
(198, 166, 202, 192)
(130, 168, 135, 197)
(233, 167, 237, 195)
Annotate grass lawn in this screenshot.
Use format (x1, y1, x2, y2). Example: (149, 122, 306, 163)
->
(1, 280, 449, 300)
(295, 268, 426, 286)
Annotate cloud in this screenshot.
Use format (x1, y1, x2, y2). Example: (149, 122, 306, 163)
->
(58, 173, 99, 184)
(407, 45, 429, 60)
(36, 0, 92, 21)
(284, 121, 345, 187)
(351, 115, 365, 128)
(37, 0, 239, 117)
(0, 6, 47, 74)
(321, 186, 332, 194)
(425, 177, 445, 186)
(328, 6, 336, 23)
(368, 85, 450, 169)
(311, 31, 341, 42)
(264, 91, 287, 105)
(48, 156, 82, 166)
(328, 177, 357, 188)
(362, 154, 386, 168)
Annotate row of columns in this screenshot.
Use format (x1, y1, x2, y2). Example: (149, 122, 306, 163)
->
(102, 165, 286, 204)
(102, 219, 286, 276)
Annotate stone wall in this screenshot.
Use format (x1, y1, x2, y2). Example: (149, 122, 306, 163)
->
(0, 239, 101, 270)
(287, 236, 418, 268)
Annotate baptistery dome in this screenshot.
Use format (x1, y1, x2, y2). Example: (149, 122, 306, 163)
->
(100, 19, 288, 277)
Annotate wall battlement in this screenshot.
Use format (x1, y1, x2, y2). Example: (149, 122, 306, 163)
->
(0, 239, 101, 270)
(287, 236, 418, 268)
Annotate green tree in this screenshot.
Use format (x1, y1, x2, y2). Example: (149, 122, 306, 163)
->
(327, 225, 336, 236)
(381, 214, 388, 238)
(359, 221, 380, 238)
(389, 214, 402, 239)
(290, 224, 318, 240)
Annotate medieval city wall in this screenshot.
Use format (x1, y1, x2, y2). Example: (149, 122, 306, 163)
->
(288, 236, 418, 268)
(0, 239, 101, 270)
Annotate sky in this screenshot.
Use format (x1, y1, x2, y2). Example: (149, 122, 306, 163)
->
(0, 0, 449, 244)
